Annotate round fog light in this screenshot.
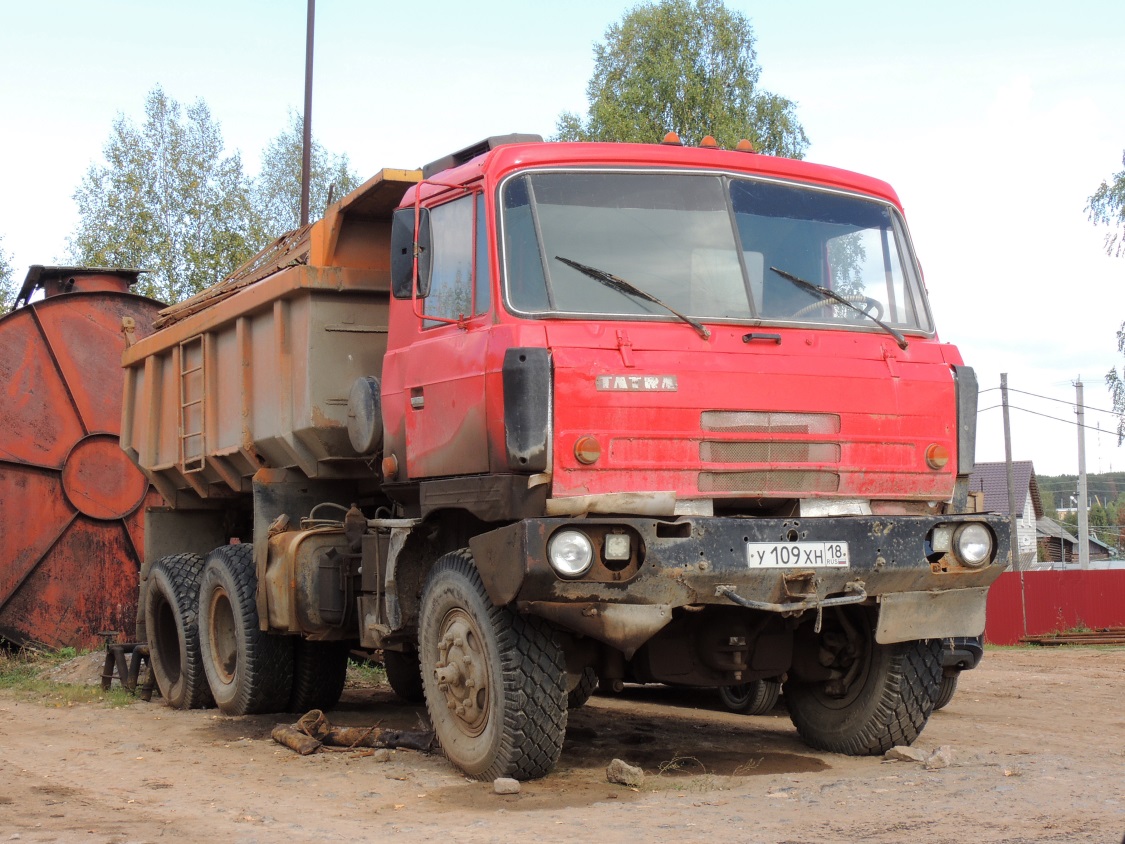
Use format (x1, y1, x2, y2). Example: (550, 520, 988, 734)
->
(548, 530, 594, 577)
(953, 523, 992, 567)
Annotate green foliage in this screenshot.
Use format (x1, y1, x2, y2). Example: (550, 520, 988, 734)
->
(0, 236, 15, 313)
(1088, 150, 1125, 258)
(67, 91, 366, 305)
(68, 87, 255, 304)
(252, 111, 363, 244)
(1040, 487, 1058, 519)
(1089, 500, 1108, 528)
(1108, 322, 1125, 445)
(556, 0, 809, 157)
(1089, 151, 1125, 444)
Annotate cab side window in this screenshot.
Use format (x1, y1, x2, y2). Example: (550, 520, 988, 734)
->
(424, 193, 490, 328)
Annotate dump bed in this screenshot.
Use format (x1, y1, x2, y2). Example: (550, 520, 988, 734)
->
(120, 169, 420, 503)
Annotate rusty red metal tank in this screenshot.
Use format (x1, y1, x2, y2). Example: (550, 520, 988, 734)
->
(0, 266, 164, 648)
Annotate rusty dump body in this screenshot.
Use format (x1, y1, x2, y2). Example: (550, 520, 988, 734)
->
(120, 170, 422, 501)
(122, 137, 1011, 780)
(0, 267, 163, 647)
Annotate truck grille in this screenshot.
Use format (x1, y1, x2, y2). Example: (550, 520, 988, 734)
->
(701, 410, 841, 435)
(699, 470, 841, 493)
(700, 441, 841, 463)
(697, 410, 843, 493)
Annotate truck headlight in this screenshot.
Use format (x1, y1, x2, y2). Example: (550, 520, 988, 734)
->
(953, 523, 992, 567)
(548, 530, 594, 577)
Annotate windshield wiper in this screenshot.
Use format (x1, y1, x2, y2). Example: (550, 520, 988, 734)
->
(554, 256, 711, 340)
(768, 266, 908, 350)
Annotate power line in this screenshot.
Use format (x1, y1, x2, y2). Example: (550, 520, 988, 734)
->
(1006, 387, 1120, 418)
(978, 385, 1120, 418)
(978, 402, 1125, 435)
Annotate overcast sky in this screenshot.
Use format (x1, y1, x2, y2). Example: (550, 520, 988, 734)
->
(2, 1, 1123, 480)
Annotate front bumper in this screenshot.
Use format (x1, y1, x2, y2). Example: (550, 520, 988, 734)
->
(469, 513, 1009, 654)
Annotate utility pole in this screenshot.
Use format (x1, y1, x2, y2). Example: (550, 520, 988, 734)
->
(1001, 374, 1027, 637)
(300, 0, 315, 227)
(1076, 379, 1090, 569)
(1001, 374, 1021, 571)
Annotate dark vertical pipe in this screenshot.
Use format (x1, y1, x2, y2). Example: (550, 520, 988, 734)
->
(300, 0, 315, 227)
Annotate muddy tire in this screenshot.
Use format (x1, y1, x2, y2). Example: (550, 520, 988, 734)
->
(567, 667, 599, 709)
(198, 544, 294, 715)
(419, 549, 567, 781)
(719, 678, 781, 715)
(384, 648, 425, 704)
(785, 614, 941, 755)
(144, 553, 213, 710)
(289, 639, 350, 713)
(933, 672, 959, 711)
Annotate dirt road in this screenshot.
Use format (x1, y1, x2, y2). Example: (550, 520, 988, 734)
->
(1, 647, 1122, 843)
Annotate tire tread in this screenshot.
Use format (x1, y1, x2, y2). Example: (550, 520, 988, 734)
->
(198, 544, 294, 716)
(421, 549, 567, 781)
(145, 553, 213, 710)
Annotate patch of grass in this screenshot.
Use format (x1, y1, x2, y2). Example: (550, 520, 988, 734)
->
(345, 656, 386, 689)
(0, 647, 135, 707)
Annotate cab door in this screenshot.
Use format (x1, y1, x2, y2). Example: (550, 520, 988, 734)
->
(398, 191, 493, 479)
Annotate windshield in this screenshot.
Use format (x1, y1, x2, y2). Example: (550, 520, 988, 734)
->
(499, 170, 933, 333)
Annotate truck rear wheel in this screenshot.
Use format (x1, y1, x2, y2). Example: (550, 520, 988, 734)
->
(289, 639, 350, 712)
(718, 678, 781, 715)
(144, 553, 213, 710)
(419, 549, 567, 781)
(384, 648, 425, 704)
(198, 544, 294, 715)
(784, 611, 941, 755)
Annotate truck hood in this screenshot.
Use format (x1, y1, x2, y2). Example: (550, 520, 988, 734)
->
(546, 322, 960, 506)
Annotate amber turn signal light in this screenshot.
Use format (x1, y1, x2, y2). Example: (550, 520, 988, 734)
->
(925, 443, 950, 470)
(574, 435, 602, 465)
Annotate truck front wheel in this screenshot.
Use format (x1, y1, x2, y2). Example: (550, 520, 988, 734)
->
(419, 549, 567, 780)
(198, 544, 294, 715)
(384, 648, 425, 704)
(933, 672, 959, 711)
(784, 611, 941, 755)
(719, 678, 781, 715)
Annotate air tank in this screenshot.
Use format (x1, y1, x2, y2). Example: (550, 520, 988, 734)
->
(0, 266, 163, 648)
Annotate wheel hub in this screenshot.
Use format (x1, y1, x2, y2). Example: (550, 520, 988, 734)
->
(433, 611, 490, 736)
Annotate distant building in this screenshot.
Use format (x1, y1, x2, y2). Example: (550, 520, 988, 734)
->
(1035, 517, 1117, 566)
(968, 461, 1042, 567)
(1036, 517, 1078, 563)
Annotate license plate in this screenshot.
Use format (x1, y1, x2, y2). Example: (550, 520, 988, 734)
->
(746, 541, 850, 568)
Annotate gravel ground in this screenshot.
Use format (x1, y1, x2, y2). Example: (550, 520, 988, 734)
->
(1, 646, 1122, 843)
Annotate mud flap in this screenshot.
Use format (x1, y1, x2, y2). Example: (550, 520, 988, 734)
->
(875, 587, 989, 644)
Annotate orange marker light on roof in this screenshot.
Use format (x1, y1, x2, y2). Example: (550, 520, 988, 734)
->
(700, 135, 719, 149)
(735, 138, 756, 153)
(661, 131, 683, 146)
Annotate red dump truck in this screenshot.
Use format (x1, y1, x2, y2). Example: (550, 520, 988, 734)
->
(121, 134, 1009, 780)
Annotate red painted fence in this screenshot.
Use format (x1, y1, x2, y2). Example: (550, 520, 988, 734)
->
(984, 570, 1125, 645)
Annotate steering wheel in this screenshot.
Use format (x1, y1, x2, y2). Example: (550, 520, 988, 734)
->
(792, 295, 884, 321)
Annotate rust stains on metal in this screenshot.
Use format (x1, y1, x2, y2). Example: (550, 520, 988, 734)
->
(0, 267, 164, 648)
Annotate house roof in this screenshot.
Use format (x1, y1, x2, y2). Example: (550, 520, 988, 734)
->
(1037, 517, 1077, 543)
(968, 461, 1043, 519)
